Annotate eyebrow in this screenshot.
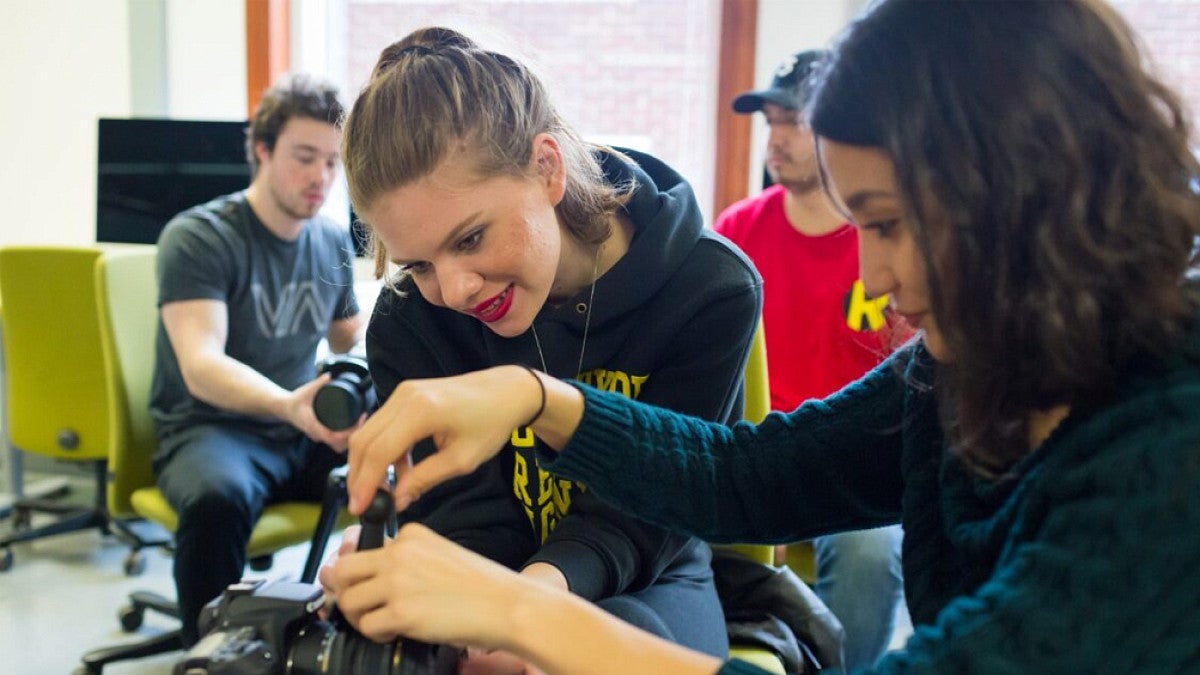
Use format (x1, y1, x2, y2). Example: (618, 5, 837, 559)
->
(842, 190, 898, 212)
(391, 211, 482, 266)
(289, 143, 338, 158)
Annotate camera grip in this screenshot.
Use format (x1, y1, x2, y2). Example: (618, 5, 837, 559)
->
(357, 488, 393, 551)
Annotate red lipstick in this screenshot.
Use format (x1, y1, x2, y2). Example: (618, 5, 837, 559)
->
(471, 285, 514, 323)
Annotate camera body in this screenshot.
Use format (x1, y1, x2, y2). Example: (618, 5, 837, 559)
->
(314, 355, 378, 431)
(176, 578, 458, 675)
(176, 579, 328, 674)
(175, 489, 461, 675)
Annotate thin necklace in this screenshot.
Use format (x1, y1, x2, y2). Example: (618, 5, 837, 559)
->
(530, 246, 600, 378)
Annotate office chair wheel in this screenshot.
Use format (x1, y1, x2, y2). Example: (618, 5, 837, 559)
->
(123, 550, 146, 576)
(118, 604, 144, 632)
(0, 547, 12, 572)
(11, 507, 32, 532)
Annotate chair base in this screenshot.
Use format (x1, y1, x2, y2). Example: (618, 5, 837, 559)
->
(0, 459, 110, 572)
(77, 590, 181, 674)
(1, 504, 109, 544)
(110, 516, 173, 551)
(109, 517, 173, 576)
(78, 630, 182, 674)
(0, 475, 71, 520)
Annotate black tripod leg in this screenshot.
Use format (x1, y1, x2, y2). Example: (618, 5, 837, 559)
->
(301, 469, 347, 583)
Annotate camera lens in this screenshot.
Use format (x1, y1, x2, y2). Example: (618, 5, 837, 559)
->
(288, 625, 450, 675)
(327, 632, 403, 674)
(313, 374, 369, 431)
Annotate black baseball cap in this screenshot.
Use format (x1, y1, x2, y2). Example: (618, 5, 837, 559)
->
(732, 49, 829, 114)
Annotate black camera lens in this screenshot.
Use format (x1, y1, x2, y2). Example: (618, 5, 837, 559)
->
(287, 624, 394, 674)
(288, 625, 455, 675)
(313, 373, 370, 430)
(313, 356, 378, 431)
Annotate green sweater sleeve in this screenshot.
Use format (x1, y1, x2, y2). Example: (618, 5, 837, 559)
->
(545, 341, 1200, 672)
(539, 350, 912, 544)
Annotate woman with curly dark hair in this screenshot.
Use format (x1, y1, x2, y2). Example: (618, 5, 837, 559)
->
(324, 1, 1200, 672)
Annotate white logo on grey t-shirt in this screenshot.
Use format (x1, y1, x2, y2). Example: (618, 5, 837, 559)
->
(252, 281, 331, 338)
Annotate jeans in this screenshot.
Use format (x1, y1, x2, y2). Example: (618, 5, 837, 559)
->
(595, 544, 729, 659)
(156, 424, 344, 646)
(813, 525, 905, 671)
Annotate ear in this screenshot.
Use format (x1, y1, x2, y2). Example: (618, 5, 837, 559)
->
(253, 140, 272, 168)
(531, 133, 567, 207)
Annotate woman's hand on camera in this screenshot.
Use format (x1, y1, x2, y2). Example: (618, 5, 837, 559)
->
(317, 524, 363, 613)
(324, 522, 526, 649)
(346, 366, 555, 515)
(325, 524, 723, 675)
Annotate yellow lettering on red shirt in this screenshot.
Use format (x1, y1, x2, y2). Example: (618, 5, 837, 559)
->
(845, 280, 890, 332)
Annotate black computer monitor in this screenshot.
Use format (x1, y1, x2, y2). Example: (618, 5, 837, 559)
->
(96, 117, 250, 245)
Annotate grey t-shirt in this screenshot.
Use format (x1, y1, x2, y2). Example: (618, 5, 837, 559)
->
(149, 191, 359, 442)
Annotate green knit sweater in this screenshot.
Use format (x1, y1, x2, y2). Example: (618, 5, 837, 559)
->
(540, 344, 1200, 673)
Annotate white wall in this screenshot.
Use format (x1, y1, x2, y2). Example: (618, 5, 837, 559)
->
(0, 1, 133, 246)
(0, 0, 246, 248)
(164, 0, 246, 120)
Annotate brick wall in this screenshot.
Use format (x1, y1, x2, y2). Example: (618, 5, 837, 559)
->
(344, 0, 720, 219)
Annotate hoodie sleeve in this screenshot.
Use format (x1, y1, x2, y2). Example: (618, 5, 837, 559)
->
(524, 270, 763, 599)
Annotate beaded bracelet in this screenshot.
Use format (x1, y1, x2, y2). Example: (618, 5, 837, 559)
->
(520, 365, 547, 428)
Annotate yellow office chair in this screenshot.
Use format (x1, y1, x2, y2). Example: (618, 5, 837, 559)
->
(79, 247, 354, 674)
(738, 319, 817, 582)
(720, 319, 825, 672)
(721, 320, 788, 674)
(734, 317, 820, 581)
(0, 246, 111, 572)
(718, 318, 777, 561)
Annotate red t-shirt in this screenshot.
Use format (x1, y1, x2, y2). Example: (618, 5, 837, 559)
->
(715, 185, 901, 412)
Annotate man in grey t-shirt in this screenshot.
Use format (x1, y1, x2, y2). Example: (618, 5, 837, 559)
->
(150, 74, 366, 645)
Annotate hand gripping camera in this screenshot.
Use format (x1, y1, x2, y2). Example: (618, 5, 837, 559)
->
(174, 490, 461, 675)
(313, 355, 378, 431)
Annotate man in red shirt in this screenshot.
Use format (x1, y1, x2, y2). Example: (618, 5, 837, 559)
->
(715, 49, 906, 671)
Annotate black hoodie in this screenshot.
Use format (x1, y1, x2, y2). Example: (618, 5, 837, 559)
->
(366, 147, 762, 605)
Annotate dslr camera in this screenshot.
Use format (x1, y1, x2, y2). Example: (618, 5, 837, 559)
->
(174, 491, 461, 675)
(314, 355, 378, 431)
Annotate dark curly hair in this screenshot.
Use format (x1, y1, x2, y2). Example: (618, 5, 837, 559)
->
(810, 0, 1200, 475)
